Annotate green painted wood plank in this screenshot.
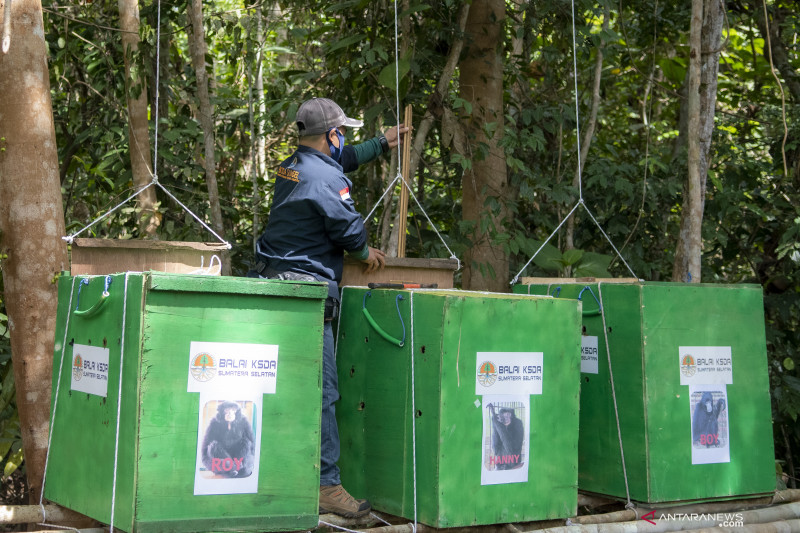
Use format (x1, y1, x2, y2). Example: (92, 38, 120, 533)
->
(516, 281, 775, 504)
(46, 273, 326, 533)
(148, 273, 328, 300)
(337, 288, 582, 527)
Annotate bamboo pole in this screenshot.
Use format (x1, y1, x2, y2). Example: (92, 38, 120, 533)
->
(0, 505, 95, 525)
(397, 104, 412, 258)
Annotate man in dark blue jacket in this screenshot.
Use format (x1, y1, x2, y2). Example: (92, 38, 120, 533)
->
(253, 98, 407, 517)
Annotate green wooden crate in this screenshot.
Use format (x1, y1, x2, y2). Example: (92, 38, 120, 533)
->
(45, 272, 327, 533)
(513, 280, 775, 504)
(335, 288, 582, 527)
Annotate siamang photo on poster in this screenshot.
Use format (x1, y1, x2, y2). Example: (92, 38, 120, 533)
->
(692, 391, 726, 448)
(486, 403, 525, 470)
(200, 401, 256, 478)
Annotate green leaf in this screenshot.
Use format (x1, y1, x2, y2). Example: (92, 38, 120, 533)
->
(658, 58, 686, 83)
(3, 446, 23, 479)
(325, 34, 366, 54)
(784, 375, 800, 394)
(709, 169, 723, 192)
(378, 59, 411, 90)
(528, 240, 563, 272)
(562, 249, 584, 266)
(574, 252, 614, 278)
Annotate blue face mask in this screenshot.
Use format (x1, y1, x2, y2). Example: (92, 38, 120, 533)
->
(326, 127, 345, 162)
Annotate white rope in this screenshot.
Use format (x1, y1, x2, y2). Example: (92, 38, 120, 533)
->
(581, 203, 638, 279)
(62, 0, 232, 250)
(596, 282, 633, 509)
(188, 254, 222, 275)
(393, 0, 401, 147)
(109, 273, 131, 533)
(155, 183, 232, 248)
(510, 199, 640, 284)
(318, 520, 363, 533)
(370, 512, 391, 526)
(61, 182, 156, 244)
(365, 174, 401, 223)
(152, 0, 162, 178)
(512, 0, 640, 284)
(401, 174, 461, 270)
(360, 0, 460, 271)
(38, 276, 80, 528)
(570, 0, 583, 200)
(510, 201, 581, 285)
(364, 165, 460, 270)
(408, 291, 418, 533)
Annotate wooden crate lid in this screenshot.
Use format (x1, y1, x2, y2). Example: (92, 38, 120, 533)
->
(344, 256, 459, 270)
(72, 238, 229, 251)
(518, 276, 640, 285)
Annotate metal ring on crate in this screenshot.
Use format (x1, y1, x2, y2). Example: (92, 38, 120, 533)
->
(362, 291, 406, 347)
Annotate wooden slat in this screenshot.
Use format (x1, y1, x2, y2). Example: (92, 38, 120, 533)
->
(70, 239, 228, 276)
(397, 105, 412, 258)
(342, 256, 457, 288)
(518, 277, 640, 285)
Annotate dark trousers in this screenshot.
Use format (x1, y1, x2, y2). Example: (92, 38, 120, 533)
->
(320, 321, 341, 486)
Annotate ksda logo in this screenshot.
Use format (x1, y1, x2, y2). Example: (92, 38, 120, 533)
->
(477, 361, 498, 387)
(72, 354, 83, 381)
(190, 352, 217, 382)
(680, 354, 697, 378)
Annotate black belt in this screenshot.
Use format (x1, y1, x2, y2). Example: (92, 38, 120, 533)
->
(253, 262, 338, 321)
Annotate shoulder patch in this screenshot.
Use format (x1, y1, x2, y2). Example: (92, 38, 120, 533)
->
(277, 165, 300, 182)
(339, 187, 351, 201)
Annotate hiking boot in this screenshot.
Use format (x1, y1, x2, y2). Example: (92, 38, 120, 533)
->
(319, 484, 371, 518)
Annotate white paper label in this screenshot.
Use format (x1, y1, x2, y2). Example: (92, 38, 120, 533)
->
(476, 352, 544, 396)
(679, 346, 733, 386)
(481, 394, 530, 485)
(689, 384, 730, 465)
(581, 336, 599, 374)
(188, 341, 279, 395)
(194, 394, 263, 495)
(70, 344, 110, 397)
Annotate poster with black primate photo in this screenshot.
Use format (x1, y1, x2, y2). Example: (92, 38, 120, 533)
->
(194, 395, 263, 495)
(689, 384, 730, 465)
(481, 394, 530, 485)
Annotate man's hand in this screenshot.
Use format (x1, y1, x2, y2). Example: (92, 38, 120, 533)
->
(384, 124, 411, 149)
(360, 246, 386, 273)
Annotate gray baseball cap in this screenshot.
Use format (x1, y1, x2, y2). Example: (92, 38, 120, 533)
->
(295, 98, 364, 136)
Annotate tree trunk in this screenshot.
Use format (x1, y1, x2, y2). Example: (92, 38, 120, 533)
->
(187, 0, 229, 274)
(458, 0, 508, 291)
(0, 0, 69, 503)
(118, 0, 160, 237)
(672, 0, 723, 282)
(565, 5, 609, 253)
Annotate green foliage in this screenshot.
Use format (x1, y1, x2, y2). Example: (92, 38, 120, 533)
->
(519, 240, 613, 278)
(18, 0, 798, 488)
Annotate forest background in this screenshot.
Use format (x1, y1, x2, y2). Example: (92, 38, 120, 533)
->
(0, 0, 798, 503)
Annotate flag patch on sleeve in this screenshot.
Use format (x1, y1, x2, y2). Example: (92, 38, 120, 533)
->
(339, 187, 351, 201)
